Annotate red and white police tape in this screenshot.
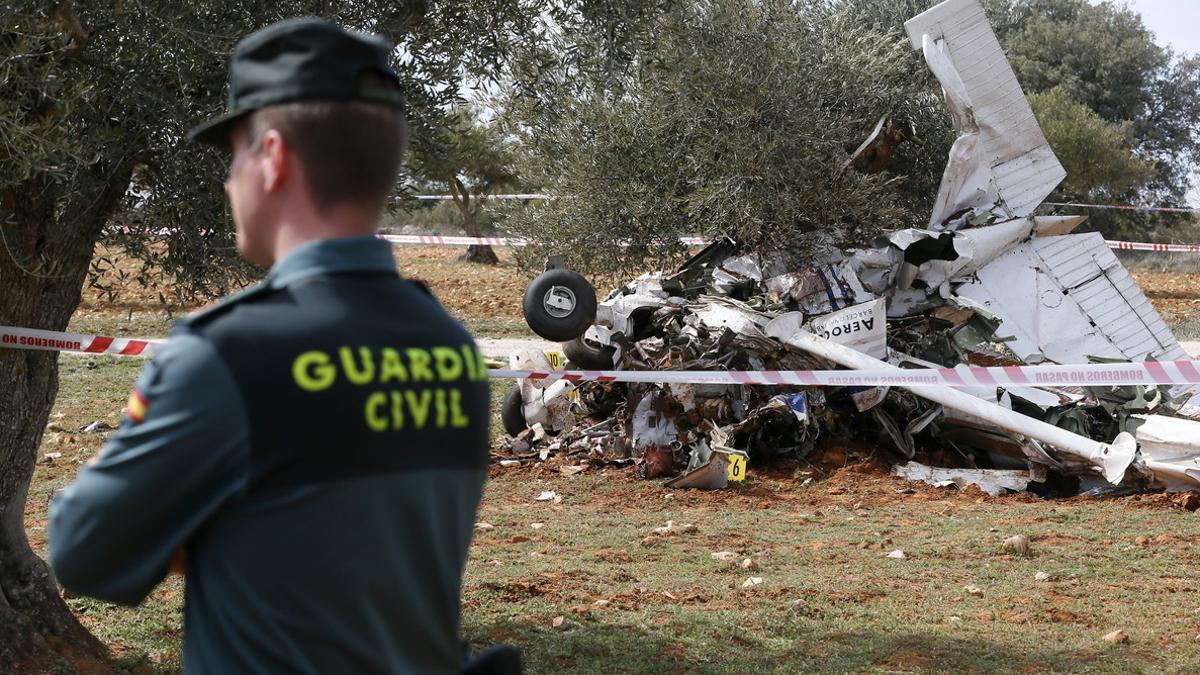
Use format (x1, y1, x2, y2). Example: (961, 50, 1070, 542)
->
(379, 234, 520, 247)
(490, 360, 1200, 387)
(1, 326, 164, 356)
(5, 325, 1199, 387)
(410, 195, 1200, 214)
(1044, 202, 1200, 215)
(377, 234, 710, 247)
(379, 233, 1200, 253)
(1105, 240, 1200, 253)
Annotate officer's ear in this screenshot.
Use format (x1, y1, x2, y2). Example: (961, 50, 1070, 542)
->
(257, 128, 289, 193)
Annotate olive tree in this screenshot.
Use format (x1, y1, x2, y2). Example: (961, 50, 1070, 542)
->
(995, 0, 1200, 236)
(408, 108, 520, 264)
(1029, 87, 1157, 203)
(499, 0, 958, 275)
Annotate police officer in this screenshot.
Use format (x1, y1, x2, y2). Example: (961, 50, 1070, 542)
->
(49, 18, 496, 673)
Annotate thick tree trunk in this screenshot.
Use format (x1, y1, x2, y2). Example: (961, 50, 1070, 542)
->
(449, 179, 499, 265)
(458, 210, 500, 264)
(0, 159, 134, 670)
(462, 242, 500, 265)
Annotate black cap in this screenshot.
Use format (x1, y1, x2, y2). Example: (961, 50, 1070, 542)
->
(188, 17, 405, 146)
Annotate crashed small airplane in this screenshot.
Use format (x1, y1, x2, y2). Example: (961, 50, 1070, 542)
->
(502, 0, 1200, 496)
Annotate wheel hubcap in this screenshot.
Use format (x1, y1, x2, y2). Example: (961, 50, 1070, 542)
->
(543, 286, 577, 318)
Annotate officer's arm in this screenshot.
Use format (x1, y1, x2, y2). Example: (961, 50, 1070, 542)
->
(49, 333, 249, 605)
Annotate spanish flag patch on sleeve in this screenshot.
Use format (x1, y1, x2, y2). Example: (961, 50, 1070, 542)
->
(125, 389, 148, 424)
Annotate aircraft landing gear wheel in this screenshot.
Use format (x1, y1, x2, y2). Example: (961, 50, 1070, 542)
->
(522, 268, 596, 342)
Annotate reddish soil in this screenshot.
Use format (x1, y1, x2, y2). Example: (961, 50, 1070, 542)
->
(490, 444, 1200, 515)
(1131, 271, 1200, 326)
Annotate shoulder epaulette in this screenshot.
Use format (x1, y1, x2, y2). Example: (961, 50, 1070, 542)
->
(178, 281, 274, 328)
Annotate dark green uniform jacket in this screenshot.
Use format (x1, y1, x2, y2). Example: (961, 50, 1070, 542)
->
(50, 236, 490, 673)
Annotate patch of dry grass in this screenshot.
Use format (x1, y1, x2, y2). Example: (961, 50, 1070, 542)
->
(71, 245, 536, 340)
(464, 464, 1200, 673)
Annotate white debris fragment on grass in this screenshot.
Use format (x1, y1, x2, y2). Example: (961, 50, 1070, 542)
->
(1102, 629, 1130, 644)
(1003, 534, 1031, 556)
(650, 520, 698, 536)
(894, 462, 1032, 496)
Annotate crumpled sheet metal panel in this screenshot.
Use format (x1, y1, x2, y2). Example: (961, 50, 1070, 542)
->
(955, 232, 1198, 405)
(894, 461, 1032, 496)
(510, 349, 576, 431)
(1135, 415, 1200, 459)
(1134, 415, 1200, 491)
(888, 217, 1035, 288)
(691, 298, 771, 337)
(631, 392, 678, 450)
(905, 0, 1065, 225)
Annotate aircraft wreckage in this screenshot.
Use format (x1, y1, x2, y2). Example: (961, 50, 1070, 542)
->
(498, 0, 1200, 497)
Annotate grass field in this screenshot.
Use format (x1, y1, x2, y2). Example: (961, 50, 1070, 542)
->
(25, 246, 1200, 673)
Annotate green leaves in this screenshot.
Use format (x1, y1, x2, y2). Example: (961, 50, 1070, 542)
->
(502, 0, 955, 274)
(1029, 87, 1155, 201)
(1, 1, 547, 300)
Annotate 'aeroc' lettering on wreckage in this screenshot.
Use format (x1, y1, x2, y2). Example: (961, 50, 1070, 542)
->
(819, 316, 875, 339)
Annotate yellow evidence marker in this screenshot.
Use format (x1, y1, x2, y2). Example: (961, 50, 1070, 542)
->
(545, 351, 567, 370)
(726, 452, 749, 482)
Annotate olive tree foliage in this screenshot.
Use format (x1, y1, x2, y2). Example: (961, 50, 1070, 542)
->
(502, 0, 1200, 268)
(1029, 87, 1156, 202)
(407, 108, 520, 264)
(0, 0, 545, 667)
(499, 0, 957, 275)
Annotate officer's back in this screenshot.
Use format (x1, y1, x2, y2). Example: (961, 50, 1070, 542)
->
(49, 18, 491, 673)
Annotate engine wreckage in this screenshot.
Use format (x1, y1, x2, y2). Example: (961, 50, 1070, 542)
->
(498, 0, 1200, 497)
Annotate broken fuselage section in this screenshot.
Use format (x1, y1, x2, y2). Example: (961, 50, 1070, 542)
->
(502, 0, 1200, 495)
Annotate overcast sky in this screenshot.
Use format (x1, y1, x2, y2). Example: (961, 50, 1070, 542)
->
(1113, 0, 1200, 57)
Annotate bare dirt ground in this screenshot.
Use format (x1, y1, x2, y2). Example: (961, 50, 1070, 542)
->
(25, 244, 1200, 673)
(1131, 270, 1200, 333)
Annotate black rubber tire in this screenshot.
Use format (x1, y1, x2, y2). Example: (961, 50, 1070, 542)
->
(522, 268, 597, 342)
(563, 336, 616, 370)
(501, 387, 528, 437)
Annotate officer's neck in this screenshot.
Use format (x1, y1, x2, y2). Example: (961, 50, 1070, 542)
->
(269, 202, 379, 264)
